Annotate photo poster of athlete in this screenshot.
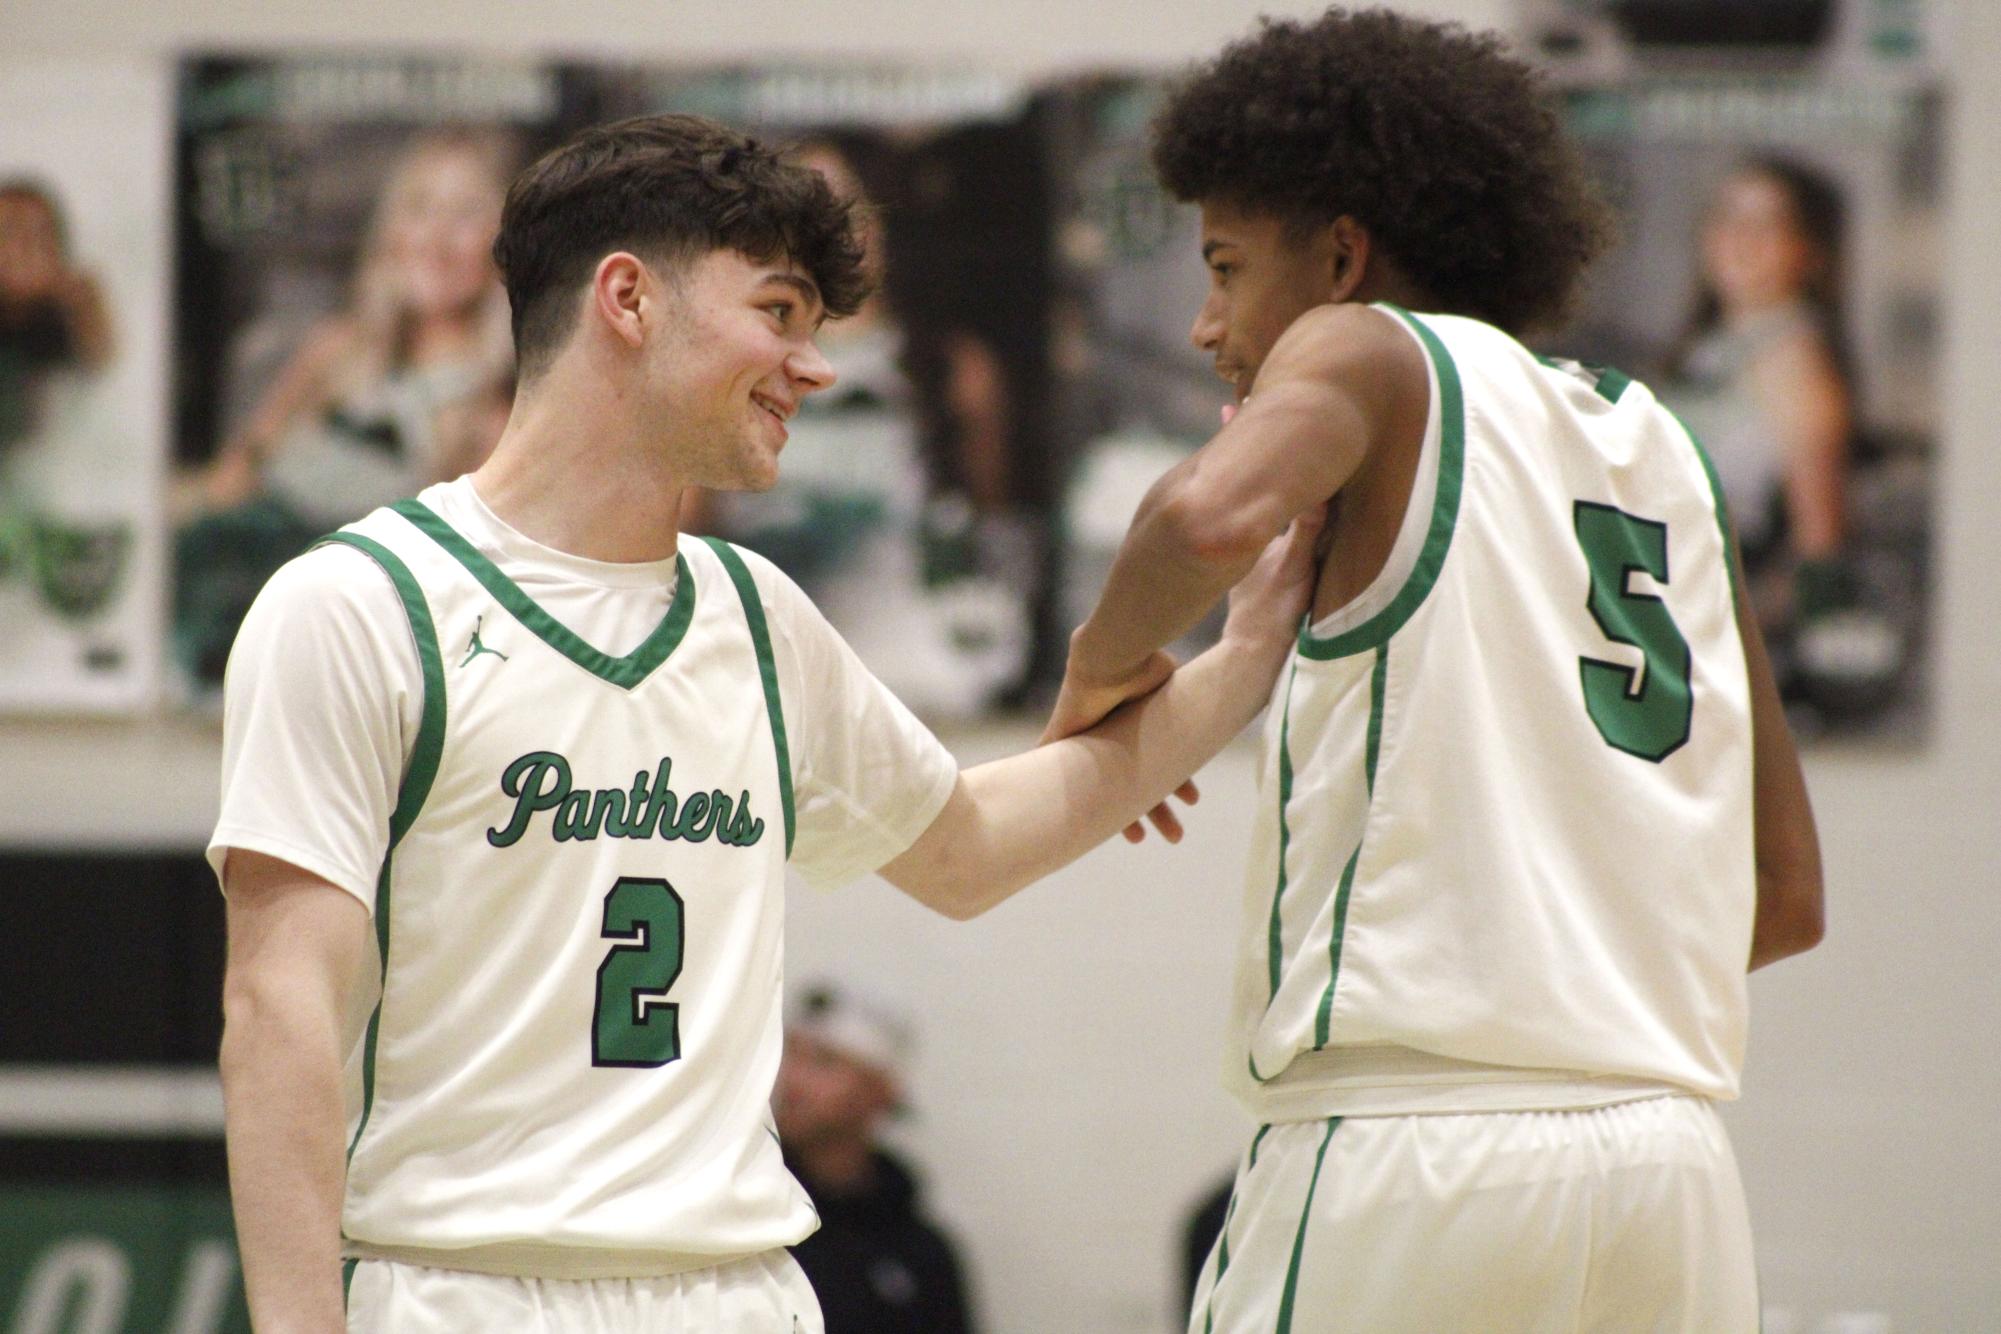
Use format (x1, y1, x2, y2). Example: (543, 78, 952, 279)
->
(167, 56, 571, 699)
(1518, 1, 1945, 745)
(1037, 75, 1236, 662)
(0, 59, 174, 715)
(574, 63, 1057, 719)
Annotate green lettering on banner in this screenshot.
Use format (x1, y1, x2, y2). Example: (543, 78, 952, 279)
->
(0, 1183, 250, 1332)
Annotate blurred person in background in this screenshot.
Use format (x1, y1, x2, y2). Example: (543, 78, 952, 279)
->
(174, 127, 517, 686)
(701, 138, 1028, 719)
(0, 178, 125, 637)
(0, 179, 113, 457)
(775, 982, 975, 1334)
(1661, 156, 1901, 717)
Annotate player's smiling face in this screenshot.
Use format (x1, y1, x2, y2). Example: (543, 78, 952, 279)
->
(1189, 200, 1338, 402)
(650, 248, 835, 491)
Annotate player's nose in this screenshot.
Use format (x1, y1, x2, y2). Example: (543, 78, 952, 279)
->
(789, 340, 836, 394)
(1189, 297, 1224, 354)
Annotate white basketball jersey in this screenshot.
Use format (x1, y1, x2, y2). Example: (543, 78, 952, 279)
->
(325, 499, 812, 1276)
(1225, 307, 1756, 1122)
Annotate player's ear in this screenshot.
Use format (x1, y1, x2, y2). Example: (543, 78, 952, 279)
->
(1327, 215, 1372, 304)
(591, 251, 650, 350)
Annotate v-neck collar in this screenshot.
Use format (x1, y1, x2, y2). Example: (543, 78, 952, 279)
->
(391, 498, 696, 690)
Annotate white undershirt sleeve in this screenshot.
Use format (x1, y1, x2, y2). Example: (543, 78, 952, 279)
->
(744, 549, 959, 890)
(206, 544, 423, 912)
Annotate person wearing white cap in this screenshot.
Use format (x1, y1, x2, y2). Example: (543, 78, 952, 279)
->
(775, 983, 973, 1334)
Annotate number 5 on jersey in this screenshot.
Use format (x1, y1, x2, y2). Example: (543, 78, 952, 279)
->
(593, 876, 686, 1068)
(1573, 502, 1693, 763)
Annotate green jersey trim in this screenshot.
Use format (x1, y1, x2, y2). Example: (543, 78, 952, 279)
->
(1298, 305, 1467, 661)
(1250, 661, 1301, 1085)
(1312, 646, 1387, 1048)
(1667, 410, 1743, 618)
(389, 498, 696, 691)
(1276, 1118, 1341, 1334)
(1536, 353, 1634, 405)
(1200, 1123, 1272, 1334)
(699, 537, 797, 857)
(314, 531, 448, 1165)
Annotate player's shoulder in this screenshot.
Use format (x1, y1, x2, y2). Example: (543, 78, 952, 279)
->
(1261, 301, 1430, 408)
(690, 537, 815, 622)
(245, 536, 405, 638)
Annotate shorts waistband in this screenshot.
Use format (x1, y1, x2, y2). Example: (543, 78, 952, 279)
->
(1249, 1045, 1692, 1119)
(343, 1240, 758, 1281)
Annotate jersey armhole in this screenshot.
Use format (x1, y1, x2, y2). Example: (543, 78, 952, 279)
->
(312, 533, 449, 852)
(1661, 412, 1744, 618)
(697, 537, 798, 857)
(309, 530, 448, 1167)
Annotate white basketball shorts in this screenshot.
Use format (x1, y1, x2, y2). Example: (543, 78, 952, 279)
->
(1189, 1094, 1758, 1334)
(346, 1248, 823, 1333)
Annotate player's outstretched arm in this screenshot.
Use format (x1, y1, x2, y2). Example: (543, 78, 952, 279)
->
(1043, 303, 1422, 742)
(882, 507, 1324, 920)
(1731, 540, 1826, 970)
(219, 850, 370, 1332)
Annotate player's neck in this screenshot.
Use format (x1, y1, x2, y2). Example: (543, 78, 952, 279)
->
(471, 374, 687, 565)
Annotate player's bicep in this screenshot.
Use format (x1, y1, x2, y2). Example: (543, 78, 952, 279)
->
(221, 850, 372, 1034)
(1168, 305, 1424, 551)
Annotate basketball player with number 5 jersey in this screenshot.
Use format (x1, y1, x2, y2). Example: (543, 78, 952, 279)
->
(1044, 11, 1826, 1332)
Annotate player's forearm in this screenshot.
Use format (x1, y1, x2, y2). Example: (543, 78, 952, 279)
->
(1067, 466, 1265, 691)
(888, 636, 1278, 918)
(219, 977, 351, 1332)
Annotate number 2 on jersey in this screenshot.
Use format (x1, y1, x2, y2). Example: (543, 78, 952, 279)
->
(1573, 502, 1693, 763)
(593, 876, 686, 1068)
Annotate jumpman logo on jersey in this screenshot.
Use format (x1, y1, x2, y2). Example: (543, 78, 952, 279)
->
(459, 615, 509, 668)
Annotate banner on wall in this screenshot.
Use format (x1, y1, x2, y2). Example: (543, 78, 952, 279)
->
(578, 64, 1058, 717)
(0, 61, 173, 715)
(166, 58, 1075, 721)
(165, 56, 566, 701)
(1573, 88, 1939, 746)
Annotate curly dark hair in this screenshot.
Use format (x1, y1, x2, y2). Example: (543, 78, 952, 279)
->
(495, 114, 872, 377)
(1151, 7, 1612, 334)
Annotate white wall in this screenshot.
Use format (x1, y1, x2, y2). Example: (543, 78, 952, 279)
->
(5, 0, 1997, 1331)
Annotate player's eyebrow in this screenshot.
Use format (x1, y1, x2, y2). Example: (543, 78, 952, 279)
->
(1201, 240, 1239, 263)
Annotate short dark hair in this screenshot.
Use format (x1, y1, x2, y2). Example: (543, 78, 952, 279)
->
(493, 114, 872, 377)
(1150, 7, 1612, 335)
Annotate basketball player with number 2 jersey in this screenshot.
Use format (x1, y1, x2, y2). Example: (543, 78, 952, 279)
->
(213, 114, 1328, 1333)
